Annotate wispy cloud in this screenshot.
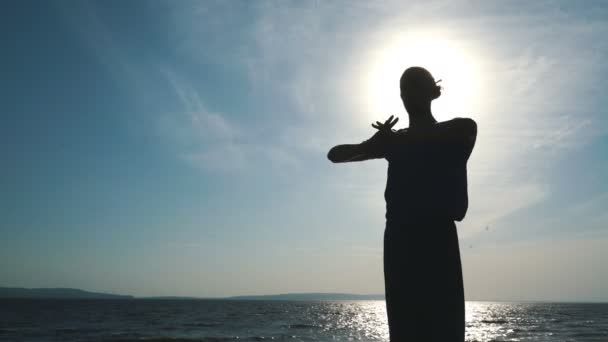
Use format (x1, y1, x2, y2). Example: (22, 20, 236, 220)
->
(57, 1, 154, 106)
(160, 69, 299, 173)
(163, 69, 237, 143)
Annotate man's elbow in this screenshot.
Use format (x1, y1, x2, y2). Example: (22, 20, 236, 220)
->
(327, 147, 339, 163)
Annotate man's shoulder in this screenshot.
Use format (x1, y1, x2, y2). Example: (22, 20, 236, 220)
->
(439, 117, 476, 127)
(438, 117, 477, 135)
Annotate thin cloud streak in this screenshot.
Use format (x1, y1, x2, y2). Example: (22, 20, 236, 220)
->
(160, 69, 300, 173)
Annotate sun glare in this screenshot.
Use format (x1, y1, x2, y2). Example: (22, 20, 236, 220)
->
(364, 33, 481, 124)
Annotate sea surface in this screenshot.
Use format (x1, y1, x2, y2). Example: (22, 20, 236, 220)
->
(1, 299, 607, 341)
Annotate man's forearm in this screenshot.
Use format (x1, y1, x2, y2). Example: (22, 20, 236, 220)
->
(327, 144, 369, 163)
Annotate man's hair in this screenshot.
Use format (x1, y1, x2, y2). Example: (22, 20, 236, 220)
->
(400, 66, 441, 100)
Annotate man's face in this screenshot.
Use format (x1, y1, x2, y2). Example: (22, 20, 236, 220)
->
(401, 89, 427, 109)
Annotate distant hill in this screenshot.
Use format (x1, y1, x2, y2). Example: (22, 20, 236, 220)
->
(139, 296, 203, 300)
(0, 287, 133, 299)
(228, 293, 385, 301)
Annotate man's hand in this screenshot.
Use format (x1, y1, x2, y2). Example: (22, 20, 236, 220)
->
(372, 115, 399, 132)
(327, 115, 400, 163)
(362, 115, 399, 153)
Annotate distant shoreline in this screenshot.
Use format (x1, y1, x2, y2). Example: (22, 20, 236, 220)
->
(0, 287, 133, 299)
(226, 293, 385, 301)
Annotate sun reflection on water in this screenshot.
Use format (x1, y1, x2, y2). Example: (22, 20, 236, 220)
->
(307, 301, 389, 341)
(294, 300, 604, 342)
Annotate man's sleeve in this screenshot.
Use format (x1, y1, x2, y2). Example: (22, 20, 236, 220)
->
(359, 130, 389, 160)
(453, 118, 477, 160)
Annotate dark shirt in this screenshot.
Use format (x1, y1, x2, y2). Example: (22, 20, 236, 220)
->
(380, 118, 476, 224)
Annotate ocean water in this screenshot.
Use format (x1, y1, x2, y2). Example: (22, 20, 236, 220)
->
(0, 300, 607, 341)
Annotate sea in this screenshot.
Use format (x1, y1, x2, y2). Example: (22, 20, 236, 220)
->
(0, 300, 607, 342)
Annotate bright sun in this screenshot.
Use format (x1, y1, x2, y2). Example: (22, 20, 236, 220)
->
(363, 32, 481, 124)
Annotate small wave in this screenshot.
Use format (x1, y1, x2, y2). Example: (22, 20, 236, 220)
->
(287, 324, 318, 329)
(102, 338, 192, 342)
(248, 336, 300, 341)
(480, 319, 508, 324)
(55, 327, 81, 334)
(104, 337, 239, 342)
(183, 322, 223, 327)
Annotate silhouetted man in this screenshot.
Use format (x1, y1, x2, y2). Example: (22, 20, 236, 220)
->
(327, 66, 477, 341)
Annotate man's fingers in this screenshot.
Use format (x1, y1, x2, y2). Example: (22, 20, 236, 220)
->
(389, 117, 399, 127)
(373, 115, 399, 131)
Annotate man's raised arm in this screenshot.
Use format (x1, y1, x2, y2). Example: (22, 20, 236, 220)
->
(327, 140, 382, 163)
(402, 117, 477, 145)
(327, 116, 399, 163)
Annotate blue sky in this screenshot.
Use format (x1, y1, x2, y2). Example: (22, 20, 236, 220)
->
(1, 0, 607, 301)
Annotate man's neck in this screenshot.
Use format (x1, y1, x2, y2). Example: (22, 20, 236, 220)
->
(408, 111, 437, 129)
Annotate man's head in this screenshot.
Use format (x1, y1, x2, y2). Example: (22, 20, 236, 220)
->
(400, 66, 441, 112)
